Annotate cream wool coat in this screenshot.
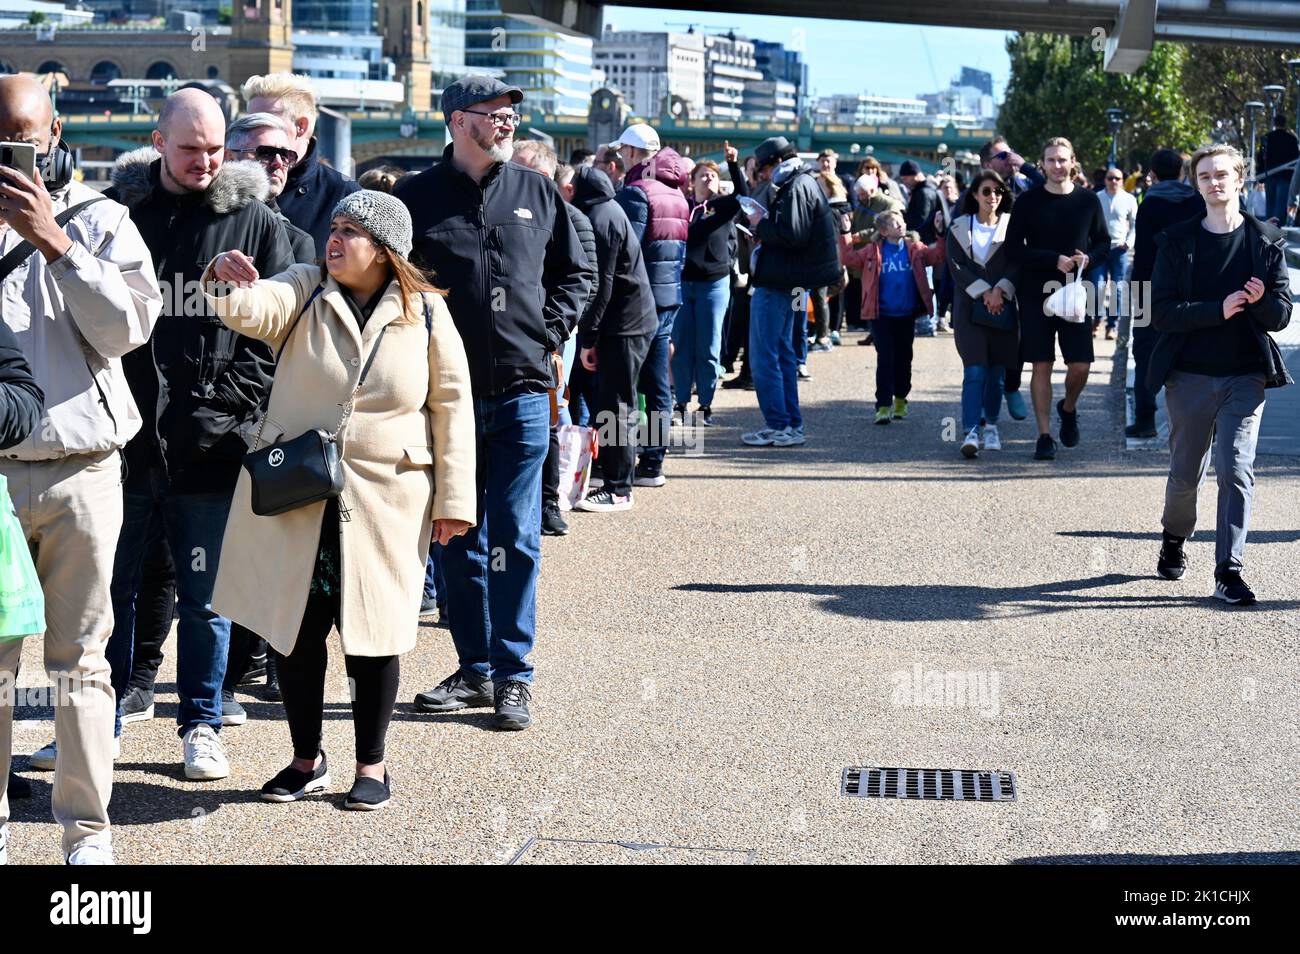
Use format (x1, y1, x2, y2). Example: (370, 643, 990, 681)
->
(203, 262, 476, 657)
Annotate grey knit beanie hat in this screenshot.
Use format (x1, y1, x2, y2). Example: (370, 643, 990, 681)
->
(331, 189, 413, 259)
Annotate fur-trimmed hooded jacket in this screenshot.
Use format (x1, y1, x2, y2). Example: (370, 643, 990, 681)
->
(107, 148, 294, 494)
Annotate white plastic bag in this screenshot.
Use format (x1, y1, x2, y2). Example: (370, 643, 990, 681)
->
(556, 424, 598, 511)
(1045, 272, 1089, 323)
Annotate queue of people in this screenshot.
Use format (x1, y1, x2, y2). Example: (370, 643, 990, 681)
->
(0, 67, 1291, 868)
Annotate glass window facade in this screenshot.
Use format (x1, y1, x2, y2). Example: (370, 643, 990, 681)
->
(465, 2, 594, 118)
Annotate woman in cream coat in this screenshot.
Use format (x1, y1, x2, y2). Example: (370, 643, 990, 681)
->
(205, 190, 476, 810)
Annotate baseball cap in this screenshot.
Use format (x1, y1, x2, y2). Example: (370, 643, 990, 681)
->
(818, 148, 838, 159)
(441, 74, 523, 118)
(610, 123, 660, 151)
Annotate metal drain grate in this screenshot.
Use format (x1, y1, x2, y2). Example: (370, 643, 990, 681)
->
(841, 767, 1017, 802)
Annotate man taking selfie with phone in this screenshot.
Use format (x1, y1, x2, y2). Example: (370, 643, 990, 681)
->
(0, 74, 162, 865)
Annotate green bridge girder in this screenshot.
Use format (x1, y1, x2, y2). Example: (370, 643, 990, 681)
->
(61, 111, 996, 173)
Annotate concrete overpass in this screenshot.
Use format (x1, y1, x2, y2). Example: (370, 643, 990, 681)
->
(505, 0, 1300, 73)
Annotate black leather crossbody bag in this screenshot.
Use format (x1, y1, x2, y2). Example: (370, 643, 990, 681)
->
(242, 285, 388, 516)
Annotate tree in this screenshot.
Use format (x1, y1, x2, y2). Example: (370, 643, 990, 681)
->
(27, 11, 46, 24)
(1180, 45, 1293, 151)
(1000, 34, 1212, 173)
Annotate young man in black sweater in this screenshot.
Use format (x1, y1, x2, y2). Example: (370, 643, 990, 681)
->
(1148, 144, 1292, 605)
(1004, 137, 1111, 460)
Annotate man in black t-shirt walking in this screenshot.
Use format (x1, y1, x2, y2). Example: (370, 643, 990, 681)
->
(1004, 137, 1110, 459)
(1147, 144, 1292, 605)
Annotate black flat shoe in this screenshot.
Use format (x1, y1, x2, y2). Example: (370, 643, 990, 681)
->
(345, 772, 391, 811)
(261, 752, 330, 802)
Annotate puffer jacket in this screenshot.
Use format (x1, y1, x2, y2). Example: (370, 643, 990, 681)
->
(571, 165, 657, 346)
(565, 201, 597, 319)
(615, 147, 689, 310)
(107, 148, 294, 493)
(752, 166, 842, 291)
(0, 177, 161, 460)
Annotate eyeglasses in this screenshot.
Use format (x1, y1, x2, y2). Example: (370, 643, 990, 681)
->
(235, 145, 298, 167)
(1105, 176, 1123, 181)
(461, 109, 521, 128)
(978, 186, 1003, 197)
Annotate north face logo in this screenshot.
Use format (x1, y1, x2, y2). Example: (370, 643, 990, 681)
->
(513, 208, 533, 220)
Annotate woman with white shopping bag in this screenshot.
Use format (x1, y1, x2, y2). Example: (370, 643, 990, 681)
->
(1003, 137, 1111, 460)
(203, 191, 477, 811)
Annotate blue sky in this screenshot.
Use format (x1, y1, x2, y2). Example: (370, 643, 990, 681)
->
(603, 8, 1014, 103)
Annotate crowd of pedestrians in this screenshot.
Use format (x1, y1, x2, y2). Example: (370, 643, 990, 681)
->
(0, 68, 1290, 865)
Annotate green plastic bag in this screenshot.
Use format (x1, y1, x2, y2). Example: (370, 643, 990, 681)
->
(0, 474, 44, 641)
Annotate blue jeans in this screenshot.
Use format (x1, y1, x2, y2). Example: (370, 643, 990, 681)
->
(636, 307, 675, 473)
(108, 475, 233, 736)
(423, 543, 446, 606)
(961, 364, 1005, 433)
(1087, 246, 1128, 330)
(749, 286, 802, 431)
(792, 295, 809, 364)
(440, 391, 549, 684)
(671, 277, 730, 408)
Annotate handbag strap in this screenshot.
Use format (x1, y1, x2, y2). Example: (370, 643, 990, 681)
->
(0, 197, 107, 284)
(329, 323, 389, 439)
(250, 284, 325, 451)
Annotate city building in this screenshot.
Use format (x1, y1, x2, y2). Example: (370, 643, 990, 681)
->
(816, 93, 927, 126)
(702, 31, 761, 121)
(753, 39, 806, 116)
(743, 79, 796, 123)
(0, 0, 94, 27)
(465, 1, 595, 118)
(593, 27, 705, 120)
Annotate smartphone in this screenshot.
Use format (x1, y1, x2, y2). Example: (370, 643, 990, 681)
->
(0, 142, 38, 183)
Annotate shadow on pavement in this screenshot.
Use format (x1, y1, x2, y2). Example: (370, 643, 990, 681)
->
(1057, 529, 1300, 544)
(1014, 851, 1300, 864)
(674, 574, 1300, 622)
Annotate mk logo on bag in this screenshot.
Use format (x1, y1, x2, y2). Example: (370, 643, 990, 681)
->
(268, 448, 285, 467)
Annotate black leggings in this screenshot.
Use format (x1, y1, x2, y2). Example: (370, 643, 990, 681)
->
(278, 588, 400, 765)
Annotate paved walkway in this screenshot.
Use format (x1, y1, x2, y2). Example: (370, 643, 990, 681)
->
(9, 329, 1299, 864)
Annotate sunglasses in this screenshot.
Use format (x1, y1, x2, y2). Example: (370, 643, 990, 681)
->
(978, 186, 1004, 197)
(1105, 176, 1123, 181)
(237, 145, 298, 167)
(994, 150, 1011, 161)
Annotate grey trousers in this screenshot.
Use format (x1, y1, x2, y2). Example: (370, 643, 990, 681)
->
(1161, 370, 1266, 572)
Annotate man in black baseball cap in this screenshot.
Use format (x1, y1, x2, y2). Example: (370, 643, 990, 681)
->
(398, 74, 591, 732)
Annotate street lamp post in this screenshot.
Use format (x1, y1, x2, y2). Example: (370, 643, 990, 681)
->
(1105, 107, 1124, 168)
(1290, 59, 1300, 133)
(1245, 100, 1265, 184)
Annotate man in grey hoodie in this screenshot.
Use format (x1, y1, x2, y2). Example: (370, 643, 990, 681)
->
(1128, 148, 1206, 438)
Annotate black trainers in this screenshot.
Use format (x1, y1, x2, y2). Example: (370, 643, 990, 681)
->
(1034, 434, 1057, 460)
(721, 374, 752, 390)
(671, 403, 686, 426)
(698, 406, 713, 427)
(1157, 531, 1186, 580)
(541, 502, 569, 536)
(493, 679, 533, 731)
(220, 688, 247, 726)
(120, 685, 155, 724)
(1214, 567, 1257, 606)
(239, 651, 267, 686)
(344, 771, 391, 811)
(633, 465, 665, 488)
(1057, 400, 1080, 447)
(263, 654, 282, 702)
(413, 670, 494, 713)
(1126, 420, 1157, 439)
(260, 751, 330, 802)
(7, 770, 31, 799)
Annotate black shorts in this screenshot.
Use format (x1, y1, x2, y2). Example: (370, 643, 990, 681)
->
(1019, 297, 1095, 365)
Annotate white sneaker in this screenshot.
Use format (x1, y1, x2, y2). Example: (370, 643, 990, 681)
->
(30, 737, 121, 771)
(183, 725, 230, 780)
(772, 426, 806, 447)
(982, 425, 1002, 451)
(66, 839, 114, 865)
(741, 428, 783, 446)
(961, 427, 981, 458)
